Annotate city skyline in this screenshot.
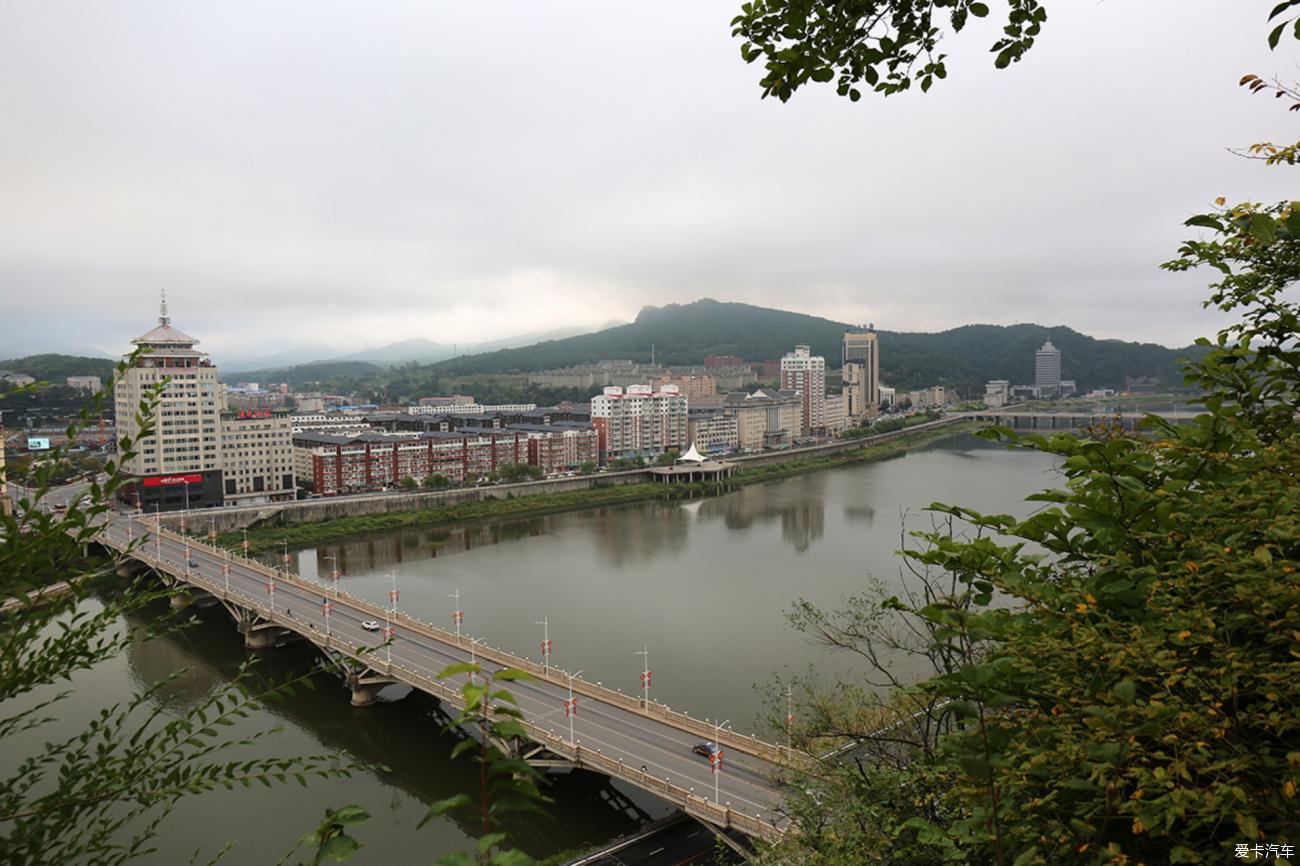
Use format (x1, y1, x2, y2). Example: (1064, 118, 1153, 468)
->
(1, 1, 1287, 359)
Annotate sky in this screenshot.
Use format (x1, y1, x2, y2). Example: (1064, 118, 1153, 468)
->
(1, 1, 1296, 362)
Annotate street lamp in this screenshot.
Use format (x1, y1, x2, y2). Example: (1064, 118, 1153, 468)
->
(208, 514, 216, 542)
(322, 595, 332, 636)
(535, 615, 551, 674)
(468, 636, 483, 685)
(635, 645, 651, 712)
(712, 718, 730, 803)
(566, 669, 583, 746)
(385, 570, 399, 665)
(450, 589, 463, 641)
(241, 526, 249, 557)
(325, 553, 340, 598)
(222, 548, 231, 595)
(281, 538, 291, 569)
(181, 481, 190, 534)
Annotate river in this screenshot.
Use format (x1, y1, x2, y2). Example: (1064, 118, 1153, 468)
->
(5, 431, 1061, 863)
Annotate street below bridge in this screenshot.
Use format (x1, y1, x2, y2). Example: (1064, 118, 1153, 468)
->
(97, 516, 790, 835)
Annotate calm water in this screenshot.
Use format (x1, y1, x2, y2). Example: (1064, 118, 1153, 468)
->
(7, 432, 1060, 863)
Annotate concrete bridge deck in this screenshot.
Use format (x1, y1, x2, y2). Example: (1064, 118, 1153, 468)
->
(96, 516, 793, 842)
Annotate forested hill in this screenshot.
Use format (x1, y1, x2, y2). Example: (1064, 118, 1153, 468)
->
(0, 354, 118, 382)
(428, 299, 1203, 393)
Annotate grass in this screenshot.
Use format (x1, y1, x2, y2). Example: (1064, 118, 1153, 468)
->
(219, 420, 982, 554)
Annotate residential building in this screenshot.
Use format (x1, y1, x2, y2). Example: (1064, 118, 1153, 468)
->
(1059, 380, 1078, 398)
(687, 409, 739, 456)
(292, 393, 326, 412)
(0, 425, 9, 516)
(985, 380, 1011, 408)
(653, 374, 716, 399)
(515, 424, 600, 474)
(704, 355, 745, 369)
(877, 385, 896, 407)
(66, 376, 102, 392)
(842, 326, 880, 423)
(824, 392, 848, 433)
(780, 344, 826, 435)
(723, 388, 801, 451)
(416, 395, 475, 408)
(590, 384, 688, 460)
(1036, 340, 1062, 392)
(219, 408, 295, 505)
(114, 293, 225, 512)
(0, 371, 36, 387)
(930, 385, 947, 407)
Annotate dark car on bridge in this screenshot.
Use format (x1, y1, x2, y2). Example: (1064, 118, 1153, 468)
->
(692, 741, 721, 759)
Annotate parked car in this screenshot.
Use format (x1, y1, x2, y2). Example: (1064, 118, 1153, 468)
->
(361, 620, 381, 632)
(692, 741, 721, 759)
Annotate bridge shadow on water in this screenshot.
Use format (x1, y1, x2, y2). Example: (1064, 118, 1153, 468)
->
(119, 594, 670, 858)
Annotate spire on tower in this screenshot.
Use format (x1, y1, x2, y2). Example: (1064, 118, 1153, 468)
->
(159, 288, 170, 326)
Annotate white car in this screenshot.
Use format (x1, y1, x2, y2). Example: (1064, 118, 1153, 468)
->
(361, 620, 381, 632)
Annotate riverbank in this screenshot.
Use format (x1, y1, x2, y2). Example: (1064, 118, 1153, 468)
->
(220, 419, 981, 554)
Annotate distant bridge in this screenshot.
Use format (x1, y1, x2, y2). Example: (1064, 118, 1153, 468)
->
(963, 409, 1196, 430)
(96, 516, 797, 842)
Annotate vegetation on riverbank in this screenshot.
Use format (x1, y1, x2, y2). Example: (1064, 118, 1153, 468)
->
(219, 420, 980, 554)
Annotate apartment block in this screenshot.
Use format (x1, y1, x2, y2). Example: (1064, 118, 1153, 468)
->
(219, 408, 295, 506)
(780, 344, 826, 435)
(590, 384, 688, 460)
(723, 389, 801, 451)
(842, 326, 880, 424)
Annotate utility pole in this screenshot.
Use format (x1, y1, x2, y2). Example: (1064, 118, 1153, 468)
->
(635, 645, 651, 712)
(535, 615, 551, 674)
(325, 553, 341, 598)
(712, 719, 729, 803)
(223, 548, 231, 595)
(450, 589, 463, 641)
(566, 669, 582, 746)
(242, 526, 249, 557)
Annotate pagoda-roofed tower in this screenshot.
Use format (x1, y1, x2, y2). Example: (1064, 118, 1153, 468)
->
(114, 291, 225, 512)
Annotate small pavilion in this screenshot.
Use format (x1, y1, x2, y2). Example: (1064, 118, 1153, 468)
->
(648, 443, 736, 484)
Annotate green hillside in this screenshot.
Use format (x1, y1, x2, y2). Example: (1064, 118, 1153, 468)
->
(219, 359, 381, 390)
(427, 299, 1203, 394)
(0, 354, 118, 382)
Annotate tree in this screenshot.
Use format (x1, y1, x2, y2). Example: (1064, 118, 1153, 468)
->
(732, 0, 1047, 102)
(399, 475, 419, 491)
(0, 358, 350, 866)
(577, 461, 597, 475)
(423, 473, 452, 489)
(655, 450, 681, 466)
(745, 5, 1300, 865)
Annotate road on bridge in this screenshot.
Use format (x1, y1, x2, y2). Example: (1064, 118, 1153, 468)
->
(98, 517, 790, 833)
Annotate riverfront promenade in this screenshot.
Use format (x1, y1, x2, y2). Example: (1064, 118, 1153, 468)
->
(96, 516, 794, 842)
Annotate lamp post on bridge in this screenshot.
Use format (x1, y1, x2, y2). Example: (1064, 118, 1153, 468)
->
(241, 527, 249, 558)
(635, 645, 651, 712)
(266, 573, 276, 613)
(535, 615, 551, 674)
(712, 718, 730, 804)
(281, 538, 291, 570)
(324, 553, 340, 599)
(322, 596, 332, 637)
(565, 669, 582, 747)
(450, 589, 463, 642)
(181, 481, 190, 535)
(384, 570, 399, 665)
(222, 549, 231, 595)
(468, 636, 483, 685)
(208, 514, 216, 542)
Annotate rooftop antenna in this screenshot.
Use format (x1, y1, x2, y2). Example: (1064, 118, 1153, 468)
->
(159, 288, 170, 326)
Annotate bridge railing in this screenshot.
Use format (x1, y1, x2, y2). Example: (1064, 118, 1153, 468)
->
(109, 520, 808, 769)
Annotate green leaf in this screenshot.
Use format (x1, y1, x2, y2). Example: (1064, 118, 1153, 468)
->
(1269, 20, 1287, 48)
(450, 739, 478, 760)
(969, 2, 989, 17)
(1012, 846, 1041, 866)
(317, 834, 361, 862)
(1248, 212, 1278, 242)
(492, 669, 533, 682)
(328, 805, 370, 826)
(418, 793, 472, 829)
(437, 662, 479, 680)
(1183, 214, 1223, 231)
(478, 832, 508, 855)
(1115, 474, 1146, 493)
(1113, 679, 1137, 704)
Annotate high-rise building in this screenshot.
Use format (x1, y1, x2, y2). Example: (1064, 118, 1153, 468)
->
(590, 384, 688, 460)
(0, 423, 10, 517)
(780, 344, 826, 435)
(219, 408, 295, 506)
(842, 326, 880, 423)
(1036, 340, 1062, 392)
(115, 292, 225, 512)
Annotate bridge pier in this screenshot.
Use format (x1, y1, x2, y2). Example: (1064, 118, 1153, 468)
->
(169, 590, 192, 611)
(115, 561, 145, 579)
(345, 671, 395, 707)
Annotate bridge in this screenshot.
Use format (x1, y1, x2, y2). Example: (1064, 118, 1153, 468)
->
(964, 409, 1195, 430)
(95, 515, 797, 843)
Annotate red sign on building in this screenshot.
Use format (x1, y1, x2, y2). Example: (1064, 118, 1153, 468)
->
(141, 473, 204, 488)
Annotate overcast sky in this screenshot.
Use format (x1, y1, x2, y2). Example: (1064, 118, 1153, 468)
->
(1, 1, 1295, 361)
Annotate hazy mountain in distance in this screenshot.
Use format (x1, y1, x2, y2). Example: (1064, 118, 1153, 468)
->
(223, 345, 341, 373)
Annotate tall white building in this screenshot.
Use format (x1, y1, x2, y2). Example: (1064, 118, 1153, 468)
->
(1036, 340, 1062, 391)
(115, 292, 225, 511)
(780, 344, 826, 435)
(590, 384, 688, 460)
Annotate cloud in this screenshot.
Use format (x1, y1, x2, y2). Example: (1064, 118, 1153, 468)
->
(0, 1, 1291, 360)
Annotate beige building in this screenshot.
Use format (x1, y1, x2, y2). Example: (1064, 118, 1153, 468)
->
(842, 327, 880, 424)
(66, 376, 102, 392)
(590, 384, 689, 460)
(219, 408, 295, 506)
(653, 374, 716, 399)
(114, 294, 225, 511)
(687, 410, 739, 456)
(824, 392, 848, 433)
(780, 345, 826, 435)
(724, 389, 801, 451)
